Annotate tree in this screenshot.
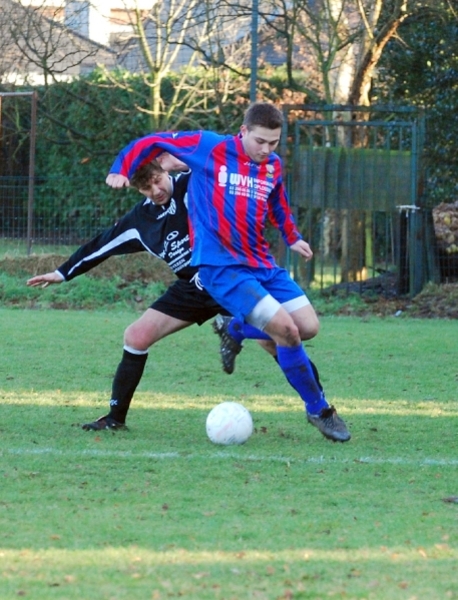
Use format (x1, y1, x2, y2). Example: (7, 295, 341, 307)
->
(0, 0, 118, 179)
(247, 0, 455, 282)
(100, 0, 255, 130)
(247, 0, 453, 107)
(378, 2, 458, 205)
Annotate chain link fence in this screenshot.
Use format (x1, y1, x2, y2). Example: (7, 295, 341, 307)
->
(1, 173, 457, 296)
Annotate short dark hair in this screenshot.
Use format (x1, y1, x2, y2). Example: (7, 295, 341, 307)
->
(129, 160, 164, 190)
(243, 102, 284, 130)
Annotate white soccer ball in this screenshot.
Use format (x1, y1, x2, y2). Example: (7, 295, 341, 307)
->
(206, 401, 253, 446)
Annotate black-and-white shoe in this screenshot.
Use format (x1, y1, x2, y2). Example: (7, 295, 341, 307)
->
(82, 415, 127, 431)
(307, 406, 351, 442)
(212, 315, 242, 375)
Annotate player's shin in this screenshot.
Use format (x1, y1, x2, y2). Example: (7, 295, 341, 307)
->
(108, 348, 148, 423)
(276, 344, 328, 416)
(228, 318, 272, 344)
(273, 353, 323, 392)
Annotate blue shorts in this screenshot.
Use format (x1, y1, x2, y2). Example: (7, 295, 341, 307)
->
(199, 264, 310, 329)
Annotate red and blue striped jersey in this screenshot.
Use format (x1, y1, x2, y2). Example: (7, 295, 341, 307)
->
(110, 130, 302, 269)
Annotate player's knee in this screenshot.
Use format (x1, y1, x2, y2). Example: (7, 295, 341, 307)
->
(124, 323, 152, 351)
(301, 317, 320, 340)
(264, 309, 301, 346)
(278, 321, 301, 346)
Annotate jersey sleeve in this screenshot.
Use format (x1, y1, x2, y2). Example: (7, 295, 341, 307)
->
(267, 180, 303, 247)
(57, 204, 146, 281)
(109, 132, 209, 179)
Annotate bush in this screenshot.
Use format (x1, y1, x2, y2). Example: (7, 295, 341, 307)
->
(0, 253, 171, 310)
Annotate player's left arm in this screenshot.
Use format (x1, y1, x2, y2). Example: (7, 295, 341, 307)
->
(267, 177, 313, 260)
(267, 179, 303, 246)
(290, 239, 313, 261)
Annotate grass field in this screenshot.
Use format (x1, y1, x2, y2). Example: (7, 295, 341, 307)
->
(1, 308, 457, 599)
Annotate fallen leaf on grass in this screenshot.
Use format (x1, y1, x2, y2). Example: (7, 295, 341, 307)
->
(434, 543, 450, 551)
(192, 572, 209, 579)
(266, 565, 275, 575)
(348, 568, 362, 578)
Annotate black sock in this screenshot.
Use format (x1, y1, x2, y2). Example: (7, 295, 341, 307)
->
(107, 350, 148, 423)
(273, 354, 323, 391)
(309, 359, 323, 392)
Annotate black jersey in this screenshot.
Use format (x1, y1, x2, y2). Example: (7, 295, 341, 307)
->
(57, 172, 197, 282)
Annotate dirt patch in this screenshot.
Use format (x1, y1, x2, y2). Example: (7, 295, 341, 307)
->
(321, 282, 458, 319)
(405, 282, 458, 319)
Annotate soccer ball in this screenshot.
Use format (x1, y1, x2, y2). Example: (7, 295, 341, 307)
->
(206, 401, 253, 446)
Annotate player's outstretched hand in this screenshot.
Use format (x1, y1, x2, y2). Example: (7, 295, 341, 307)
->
(290, 240, 313, 261)
(106, 173, 130, 188)
(26, 271, 64, 288)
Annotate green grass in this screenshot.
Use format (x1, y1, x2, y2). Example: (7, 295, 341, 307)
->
(1, 309, 457, 599)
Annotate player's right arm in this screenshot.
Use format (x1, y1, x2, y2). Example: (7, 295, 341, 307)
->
(105, 154, 189, 188)
(106, 173, 130, 188)
(107, 131, 212, 183)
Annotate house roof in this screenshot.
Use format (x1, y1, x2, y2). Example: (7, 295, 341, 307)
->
(0, 0, 116, 85)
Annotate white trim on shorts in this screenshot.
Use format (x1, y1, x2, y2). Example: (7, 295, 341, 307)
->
(283, 295, 310, 313)
(246, 294, 310, 331)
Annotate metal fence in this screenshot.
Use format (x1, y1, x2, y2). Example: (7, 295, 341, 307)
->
(0, 93, 458, 295)
(0, 175, 137, 251)
(279, 104, 458, 296)
(2, 101, 458, 295)
(1, 172, 457, 297)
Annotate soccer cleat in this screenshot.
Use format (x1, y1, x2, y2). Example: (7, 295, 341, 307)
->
(81, 415, 127, 431)
(306, 405, 351, 442)
(212, 315, 242, 375)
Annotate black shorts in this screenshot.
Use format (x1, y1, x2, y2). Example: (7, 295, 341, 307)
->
(150, 279, 229, 325)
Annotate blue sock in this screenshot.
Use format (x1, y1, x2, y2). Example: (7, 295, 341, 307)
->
(276, 344, 329, 416)
(228, 319, 271, 344)
(273, 354, 323, 392)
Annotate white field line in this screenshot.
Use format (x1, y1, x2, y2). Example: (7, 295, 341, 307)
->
(2, 447, 458, 467)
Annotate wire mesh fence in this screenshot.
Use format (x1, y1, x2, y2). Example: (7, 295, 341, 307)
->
(0, 174, 138, 252)
(2, 174, 457, 296)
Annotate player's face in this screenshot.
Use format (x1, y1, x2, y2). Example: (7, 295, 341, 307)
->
(240, 125, 281, 163)
(138, 172, 173, 205)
